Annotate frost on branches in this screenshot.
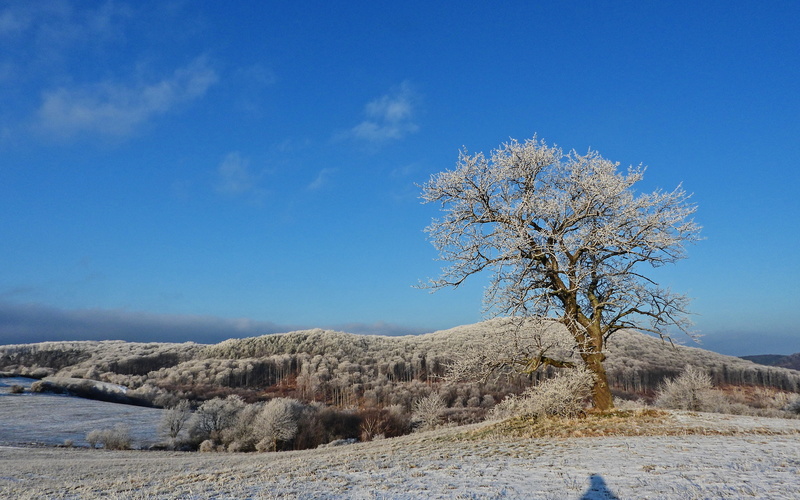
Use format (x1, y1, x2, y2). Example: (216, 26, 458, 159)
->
(445, 317, 578, 383)
(421, 136, 701, 410)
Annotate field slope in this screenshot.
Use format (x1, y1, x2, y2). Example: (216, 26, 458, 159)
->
(1, 411, 798, 499)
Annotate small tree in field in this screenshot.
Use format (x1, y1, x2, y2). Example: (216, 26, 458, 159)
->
(421, 136, 701, 410)
(412, 393, 447, 430)
(160, 399, 192, 444)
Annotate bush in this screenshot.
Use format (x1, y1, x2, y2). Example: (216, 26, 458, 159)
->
(490, 368, 595, 419)
(85, 425, 131, 450)
(358, 406, 411, 441)
(10, 385, 24, 394)
(291, 403, 363, 450)
(655, 365, 720, 412)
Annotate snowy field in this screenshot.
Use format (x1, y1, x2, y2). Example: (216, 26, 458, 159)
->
(0, 377, 163, 448)
(0, 406, 799, 499)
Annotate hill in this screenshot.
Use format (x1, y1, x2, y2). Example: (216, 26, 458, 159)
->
(742, 352, 800, 371)
(2, 319, 798, 413)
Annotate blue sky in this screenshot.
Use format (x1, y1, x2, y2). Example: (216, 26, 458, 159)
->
(1, 1, 798, 355)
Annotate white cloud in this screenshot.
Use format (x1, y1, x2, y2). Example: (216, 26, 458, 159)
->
(0, 2, 132, 56)
(307, 168, 336, 190)
(35, 57, 217, 139)
(344, 81, 419, 143)
(215, 152, 269, 204)
(216, 152, 260, 196)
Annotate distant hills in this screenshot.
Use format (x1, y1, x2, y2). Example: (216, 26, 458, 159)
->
(1, 319, 799, 411)
(741, 353, 800, 371)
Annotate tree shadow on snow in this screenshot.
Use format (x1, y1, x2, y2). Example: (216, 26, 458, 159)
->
(579, 474, 621, 500)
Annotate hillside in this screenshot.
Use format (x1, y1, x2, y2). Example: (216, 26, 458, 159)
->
(742, 352, 800, 371)
(2, 319, 799, 412)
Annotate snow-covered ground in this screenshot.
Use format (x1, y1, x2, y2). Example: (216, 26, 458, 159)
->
(0, 408, 798, 499)
(0, 378, 163, 448)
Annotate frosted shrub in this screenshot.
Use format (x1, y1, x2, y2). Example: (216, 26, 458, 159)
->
(85, 425, 131, 450)
(655, 365, 720, 412)
(412, 393, 446, 430)
(525, 368, 594, 418)
(103, 425, 132, 450)
(86, 430, 101, 449)
(490, 368, 595, 419)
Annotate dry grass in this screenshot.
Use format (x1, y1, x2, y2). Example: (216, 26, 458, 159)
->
(459, 408, 800, 441)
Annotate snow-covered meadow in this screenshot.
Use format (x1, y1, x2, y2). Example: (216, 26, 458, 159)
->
(0, 377, 163, 448)
(1, 405, 798, 499)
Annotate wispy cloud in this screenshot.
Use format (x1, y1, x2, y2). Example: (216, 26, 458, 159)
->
(307, 168, 336, 190)
(1, 2, 133, 74)
(35, 57, 217, 139)
(342, 81, 419, 143)
(215, 152, 267, 202)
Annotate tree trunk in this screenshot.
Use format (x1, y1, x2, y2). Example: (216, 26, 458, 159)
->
(584, 352, 614, 410)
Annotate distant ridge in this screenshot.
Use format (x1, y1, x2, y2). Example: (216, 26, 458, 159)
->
(742, 353, 800, 371)
(1, 319, 799, 407)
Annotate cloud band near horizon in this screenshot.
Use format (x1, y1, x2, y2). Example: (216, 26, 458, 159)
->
(0, 301, 430, 345)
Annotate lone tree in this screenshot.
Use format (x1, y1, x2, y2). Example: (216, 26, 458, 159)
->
(421, 136, 701, 410)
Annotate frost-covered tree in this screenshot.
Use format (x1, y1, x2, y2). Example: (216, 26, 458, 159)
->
(255, 398, 299, 452)
(412, 393, 446, 430)
(191, 395, 246, 442)
(421, 136, 701, 410)
(160, 399, 192, 443)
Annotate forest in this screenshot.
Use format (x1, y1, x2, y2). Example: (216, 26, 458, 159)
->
(2, 319, 798, 418)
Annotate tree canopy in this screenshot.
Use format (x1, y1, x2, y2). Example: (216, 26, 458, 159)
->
(421, 136, 702, 409)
